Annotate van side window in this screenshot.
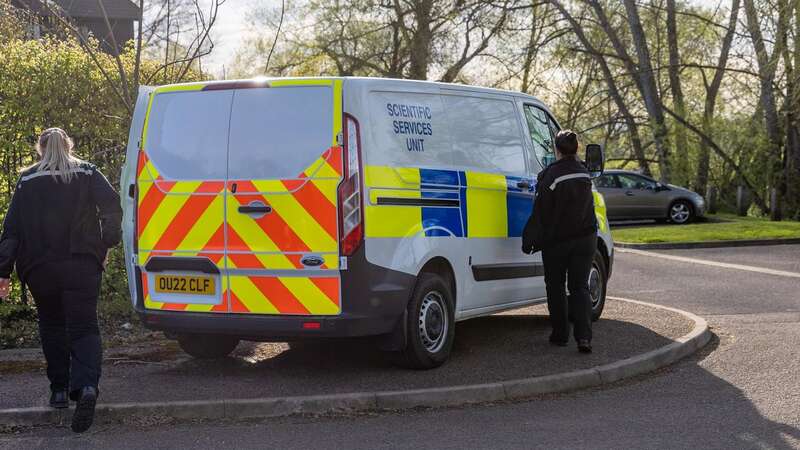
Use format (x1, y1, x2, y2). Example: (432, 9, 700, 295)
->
(145, 91, 232, 179)
(228, 87, 333, 180)
(444, 95, 527, 175)
(523, 105, 555, 168)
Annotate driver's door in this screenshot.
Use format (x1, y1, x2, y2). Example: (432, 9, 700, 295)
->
(616, 174, 659, 218)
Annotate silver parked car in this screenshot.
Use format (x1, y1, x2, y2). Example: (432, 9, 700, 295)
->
(594, 170, 705, 224)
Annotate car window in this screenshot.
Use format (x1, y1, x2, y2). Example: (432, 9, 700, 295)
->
(617, 174, 655, 190)
(523, 105, 555, 168)
(594, 175, 617, 188)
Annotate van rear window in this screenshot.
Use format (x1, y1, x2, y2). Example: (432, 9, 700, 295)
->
(228, 87, 333, 180)
(144, 86, 333, 181)
(145, 90, 232, 179)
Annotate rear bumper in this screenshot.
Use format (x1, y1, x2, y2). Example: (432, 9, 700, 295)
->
(137, 309, 398, 340)
(134, 245, 417, 340)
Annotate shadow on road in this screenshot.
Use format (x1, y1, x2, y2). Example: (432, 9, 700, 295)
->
(1, 301, 687, 407)
(4, 332, 799, 449)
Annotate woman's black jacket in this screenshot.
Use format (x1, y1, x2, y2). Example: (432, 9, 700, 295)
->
(0, 162, 122, 281)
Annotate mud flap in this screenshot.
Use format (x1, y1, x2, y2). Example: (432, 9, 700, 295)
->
(378, 309, 408, 351)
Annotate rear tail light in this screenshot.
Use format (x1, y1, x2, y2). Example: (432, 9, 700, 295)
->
(338, 114, 364, 256)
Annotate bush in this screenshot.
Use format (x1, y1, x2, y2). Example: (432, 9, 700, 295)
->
(0, 38, 204, 348)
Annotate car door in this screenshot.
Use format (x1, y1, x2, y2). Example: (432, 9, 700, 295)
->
(615, 173, 659, 219)
(593, 174, 627, 219)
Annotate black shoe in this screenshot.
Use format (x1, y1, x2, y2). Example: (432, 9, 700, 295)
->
(49, 390, 68, 409)
(577, 339, 592, 354)
(71, 386, 98, 433)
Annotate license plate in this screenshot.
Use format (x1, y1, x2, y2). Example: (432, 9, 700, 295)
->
(155, 275, 215, 296)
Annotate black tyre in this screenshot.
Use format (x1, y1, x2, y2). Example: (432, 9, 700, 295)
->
(668, 200, 693, 224)
(177, 334, 239, 359)
(589, 249, 608, 322)
(399, 272, 456, 369)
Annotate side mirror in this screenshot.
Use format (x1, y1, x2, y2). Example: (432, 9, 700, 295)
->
(585, 143, 604, 177)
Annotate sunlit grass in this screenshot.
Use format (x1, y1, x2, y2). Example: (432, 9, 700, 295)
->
(611, 213, 800, 244)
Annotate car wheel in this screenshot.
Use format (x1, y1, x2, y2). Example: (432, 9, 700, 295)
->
(177, 334, 239, 359)
(590, 250, 607, 322)
(668, 200, 693, 224)
(399, 272, 456, 369)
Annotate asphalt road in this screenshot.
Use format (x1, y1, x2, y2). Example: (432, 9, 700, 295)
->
(3, 244, 800, 449)
(0, 300, 690, 408)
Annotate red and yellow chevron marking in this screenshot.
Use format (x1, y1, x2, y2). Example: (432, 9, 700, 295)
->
(225, 146, 343, 270)
(228, 274, 340, 315)
(137, 151, 226, 256)
(137, 149, 228, 313)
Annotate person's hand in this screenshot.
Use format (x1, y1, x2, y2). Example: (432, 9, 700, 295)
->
(103, 251, 110, 268)
(521, 244, 532, 255)
(0, 278, 11, 299)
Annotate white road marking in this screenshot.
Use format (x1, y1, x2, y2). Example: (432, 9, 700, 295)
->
(616, 247, 800, 279)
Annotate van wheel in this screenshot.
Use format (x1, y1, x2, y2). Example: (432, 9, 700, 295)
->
(399, 272, 455, 369)
(590, 250, 607, 322)
(177, 334, 239, 359)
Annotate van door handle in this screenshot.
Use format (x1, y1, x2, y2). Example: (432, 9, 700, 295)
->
(516, 180, 531, 190)
(238, 205, 272, 214)
(625, 191, 634, 196)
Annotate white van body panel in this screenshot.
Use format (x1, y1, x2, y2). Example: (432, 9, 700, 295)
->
(341, 78, 568, 318)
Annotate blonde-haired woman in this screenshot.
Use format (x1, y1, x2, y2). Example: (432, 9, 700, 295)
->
(0, 128, 121, 433)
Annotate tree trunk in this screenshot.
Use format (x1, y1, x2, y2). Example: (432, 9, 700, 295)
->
(743, 0, 786, 219)
(622, 0, 671, 182)
(666, 0, 689, 186)
(695, 0, 740, 194)
(409, 0, 433, 80)
(550, 0, 651, 175)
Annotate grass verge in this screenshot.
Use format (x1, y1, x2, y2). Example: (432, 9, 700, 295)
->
(611, 213, 800, 244)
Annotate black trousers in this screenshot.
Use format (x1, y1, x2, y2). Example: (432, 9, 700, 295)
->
(26, 256, 103, 396)
(541, 234, 596, 343)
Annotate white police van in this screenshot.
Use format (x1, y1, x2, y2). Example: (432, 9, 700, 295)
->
(121, 77, 613, 368)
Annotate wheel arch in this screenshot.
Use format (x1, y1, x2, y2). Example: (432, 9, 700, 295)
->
(418, 256, 457, 309)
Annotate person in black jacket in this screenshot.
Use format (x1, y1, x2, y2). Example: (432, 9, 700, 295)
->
(0, 128, 122, 433)
(522, 130, 597, 353)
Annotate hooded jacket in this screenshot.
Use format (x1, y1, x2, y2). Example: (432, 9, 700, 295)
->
(522, 156, 597, 253)
(0, 162, 122, 280)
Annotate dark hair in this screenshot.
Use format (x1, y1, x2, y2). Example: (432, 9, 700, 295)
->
(555, 130, 579, 155)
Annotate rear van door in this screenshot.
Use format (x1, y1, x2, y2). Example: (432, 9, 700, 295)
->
(136, 85, 230, 313)
(224, 80, 343, 315)
(136, 79, 343, 315)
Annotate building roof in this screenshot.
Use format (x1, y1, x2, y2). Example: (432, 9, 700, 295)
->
(13, 0, 141, 20)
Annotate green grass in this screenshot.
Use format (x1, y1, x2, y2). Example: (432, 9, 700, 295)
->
(611, 213, 800, 244)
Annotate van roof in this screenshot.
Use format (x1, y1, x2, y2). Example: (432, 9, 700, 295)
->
(148, 77, 546, 105)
